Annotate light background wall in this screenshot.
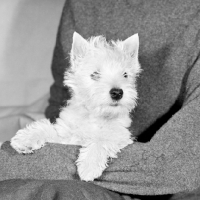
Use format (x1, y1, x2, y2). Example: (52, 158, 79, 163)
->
(0, 0, 65, 144)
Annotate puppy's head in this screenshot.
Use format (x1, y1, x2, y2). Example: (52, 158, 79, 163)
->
(64, 32, 141, 118)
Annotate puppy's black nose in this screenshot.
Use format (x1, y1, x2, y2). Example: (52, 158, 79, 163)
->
(110, 88, 123, 101)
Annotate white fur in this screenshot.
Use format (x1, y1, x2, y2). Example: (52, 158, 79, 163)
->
(11, 32, 141, 181)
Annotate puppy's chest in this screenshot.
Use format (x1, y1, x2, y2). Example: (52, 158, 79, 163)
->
(61, 106, 131, 142)
(71, 113, 130, 139)
(74, 114, 110, 132)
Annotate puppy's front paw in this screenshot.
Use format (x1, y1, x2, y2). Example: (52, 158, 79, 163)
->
(76, 144, 109, 181)
(11, 129, 45, 154)
(77, 161, 104, 182)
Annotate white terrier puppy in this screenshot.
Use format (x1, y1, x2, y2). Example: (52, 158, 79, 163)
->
(11, 32, 141, 181)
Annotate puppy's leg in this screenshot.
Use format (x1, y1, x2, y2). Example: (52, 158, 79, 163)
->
(11, 119, 59, 154)
(77, 142, 115, 182)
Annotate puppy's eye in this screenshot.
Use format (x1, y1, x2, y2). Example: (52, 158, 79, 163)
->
(123, 72, 128, 78)
(91, 71, 100, 80)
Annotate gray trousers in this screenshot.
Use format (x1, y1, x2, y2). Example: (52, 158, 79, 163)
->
(0, 179, 127, 200)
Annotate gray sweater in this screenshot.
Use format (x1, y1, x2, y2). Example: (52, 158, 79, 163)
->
(1, 0, 200, 197)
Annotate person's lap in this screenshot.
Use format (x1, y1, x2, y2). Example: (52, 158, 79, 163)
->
(0, 178, 177, 200)
(0, 179, 127, 200)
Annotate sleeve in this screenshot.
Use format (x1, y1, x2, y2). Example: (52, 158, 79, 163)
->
(93, 55, 200, 196)
(45, 0, 74, 123)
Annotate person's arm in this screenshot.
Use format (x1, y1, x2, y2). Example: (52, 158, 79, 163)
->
(45, 1, 74, 123)
(93, 56, 200, 195)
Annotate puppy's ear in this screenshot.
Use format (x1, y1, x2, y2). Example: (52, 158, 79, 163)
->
(71, 32, 88, 60)
(122, 34, 139, 58)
